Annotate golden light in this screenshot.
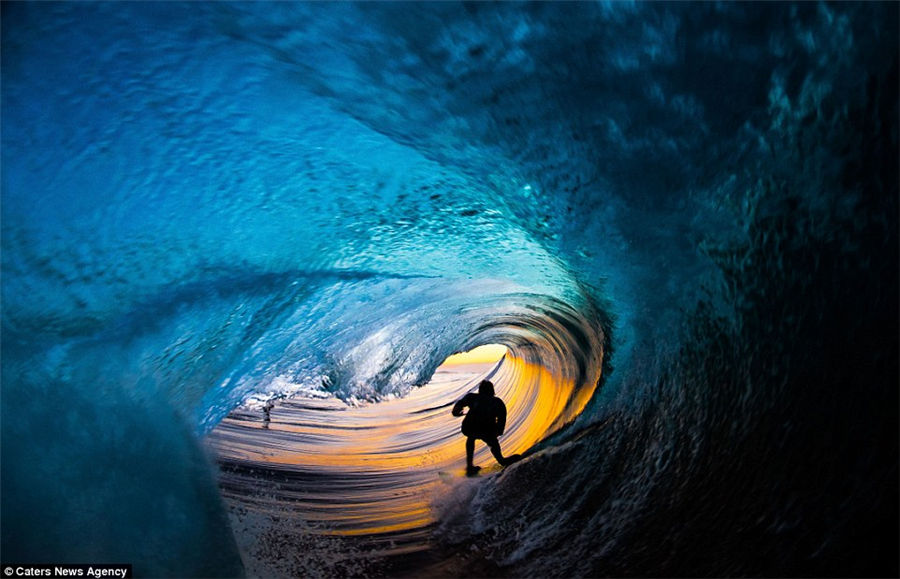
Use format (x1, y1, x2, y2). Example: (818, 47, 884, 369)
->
(209, 348, 591, 541)
(438, 344, 507, 367)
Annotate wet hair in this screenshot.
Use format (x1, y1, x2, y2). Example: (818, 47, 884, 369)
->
(479, 379, 495, 397)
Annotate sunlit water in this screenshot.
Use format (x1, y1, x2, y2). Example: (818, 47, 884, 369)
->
(207, 350, 593, 573)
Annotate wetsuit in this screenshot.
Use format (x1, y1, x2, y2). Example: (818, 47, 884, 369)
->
(454, 392, 507, 439)
(452, 392, 510, 467)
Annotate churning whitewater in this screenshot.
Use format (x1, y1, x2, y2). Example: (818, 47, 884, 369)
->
(2, 2, 897, 578)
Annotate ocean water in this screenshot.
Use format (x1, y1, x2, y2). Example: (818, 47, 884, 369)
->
(1, 2, 897, 577)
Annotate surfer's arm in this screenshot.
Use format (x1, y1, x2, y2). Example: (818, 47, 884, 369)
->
(451, 395, 470, 417)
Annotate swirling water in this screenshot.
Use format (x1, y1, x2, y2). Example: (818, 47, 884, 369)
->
(1, 3, 897, 577)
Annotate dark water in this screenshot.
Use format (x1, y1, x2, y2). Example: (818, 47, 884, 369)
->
(1, 2, 897, 577)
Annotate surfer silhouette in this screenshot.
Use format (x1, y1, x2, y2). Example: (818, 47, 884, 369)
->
(452, 379, 522, 476)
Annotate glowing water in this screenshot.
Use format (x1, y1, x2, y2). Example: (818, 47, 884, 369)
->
(208, 340, 599, 572)
(439, 344, 507, 367)
(210, 355, 578, 535)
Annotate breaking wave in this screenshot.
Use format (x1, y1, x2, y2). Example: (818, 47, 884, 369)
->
(2, 2, 896, 577)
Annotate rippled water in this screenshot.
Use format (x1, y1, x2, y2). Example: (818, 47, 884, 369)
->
(212, 357, 580, 517)
(208, 342, 599, 574)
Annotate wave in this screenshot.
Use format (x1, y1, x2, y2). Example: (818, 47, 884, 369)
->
(1, 2, 897, 577)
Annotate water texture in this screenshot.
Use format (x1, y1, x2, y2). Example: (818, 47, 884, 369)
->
(1, 2, 897, 577)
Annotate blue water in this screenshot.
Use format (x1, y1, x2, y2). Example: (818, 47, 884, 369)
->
(2, 3, 897, 577)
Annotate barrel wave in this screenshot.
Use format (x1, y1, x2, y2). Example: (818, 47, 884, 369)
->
(2, 3, 897, 578)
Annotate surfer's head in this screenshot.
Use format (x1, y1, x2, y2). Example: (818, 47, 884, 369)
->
(479, 379, 495, 397)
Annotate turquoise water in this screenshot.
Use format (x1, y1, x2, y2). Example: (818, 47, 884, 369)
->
(2, 3, 896, 576)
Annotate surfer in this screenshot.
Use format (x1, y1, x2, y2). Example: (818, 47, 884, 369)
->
(452, 379, 521, 476)
(262, 398, 275, 429)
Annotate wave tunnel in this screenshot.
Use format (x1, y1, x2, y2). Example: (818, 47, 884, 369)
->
(1, 3, 897, 578)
